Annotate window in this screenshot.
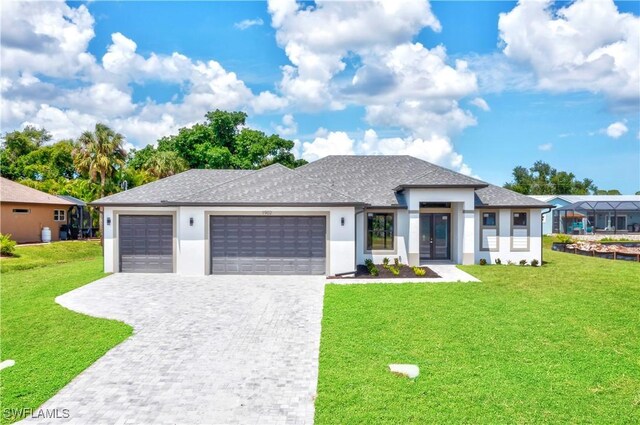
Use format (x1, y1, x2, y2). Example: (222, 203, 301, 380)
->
(512, 212, 527, 227)
(482, 212, 497, 226)
(480, 211, 499, 251)
(367, 212, 394, 250)
(12, 208, 30, 214)
(54, 209, 66, 222)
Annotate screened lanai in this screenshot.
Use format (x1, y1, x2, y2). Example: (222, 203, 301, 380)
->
(553, 200, 640, 234)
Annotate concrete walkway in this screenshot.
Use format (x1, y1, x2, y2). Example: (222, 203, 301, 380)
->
(325, 264, 480, 284)
(27, 274, 325, 425)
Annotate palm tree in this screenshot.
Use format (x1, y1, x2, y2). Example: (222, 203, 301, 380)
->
(144, 151, 189, 179)
(73, 123, 127, 198)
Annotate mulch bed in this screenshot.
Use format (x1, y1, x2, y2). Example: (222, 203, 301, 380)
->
(331, 264, 440, 279)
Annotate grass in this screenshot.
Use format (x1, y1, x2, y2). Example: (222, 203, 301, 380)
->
(315, 239, 640, 424)
(0, 240, 104, 273)
(0, 242, 132, 424)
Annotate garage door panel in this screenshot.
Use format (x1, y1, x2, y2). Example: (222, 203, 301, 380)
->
(119, 215, 173, 273)
(210, 215, 326, 275)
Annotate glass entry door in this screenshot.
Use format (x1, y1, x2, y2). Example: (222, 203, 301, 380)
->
(419, 213, 451, 261)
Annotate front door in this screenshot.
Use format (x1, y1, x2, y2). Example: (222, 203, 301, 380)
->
(420, 213, 451, 261)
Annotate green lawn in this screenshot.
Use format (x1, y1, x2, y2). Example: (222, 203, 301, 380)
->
(316, 243, 640, 424)
(0, 242, 132, 424)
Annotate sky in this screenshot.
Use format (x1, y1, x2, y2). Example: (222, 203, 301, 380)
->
(1, 0, 639, 193)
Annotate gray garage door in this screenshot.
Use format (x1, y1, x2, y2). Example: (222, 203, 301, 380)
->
(210, 216, 326, 275)
(119, 215, 173, 273)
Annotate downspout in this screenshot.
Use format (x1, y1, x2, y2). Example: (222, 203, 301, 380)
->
(354, 207, 365, 270)
(541, 207, 552, 265)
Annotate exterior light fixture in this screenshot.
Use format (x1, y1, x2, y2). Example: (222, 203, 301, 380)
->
(341, 217, 345, 226)
(189, 217, 194, 226)
(106, 217, 111, 226)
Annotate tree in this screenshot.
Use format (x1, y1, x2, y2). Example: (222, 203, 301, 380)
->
(636, 191, 640, 195)
(158, 109, 307, 170)
(596, 189, 622, 195)
(144, 151, 189, 179)
(73, 123, 127, 198)
(0, 126, 54, 179)
(505, 161, 598, 195)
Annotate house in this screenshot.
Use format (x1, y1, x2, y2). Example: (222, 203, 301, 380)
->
(530, 195, 640, 235)
(91, 155, 551, 275)
(0, 177, 74, 243)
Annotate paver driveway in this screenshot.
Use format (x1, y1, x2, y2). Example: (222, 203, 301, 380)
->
(29, 274, 325, 425)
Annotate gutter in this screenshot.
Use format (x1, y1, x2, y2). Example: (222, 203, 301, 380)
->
(354, 207, 365, 269)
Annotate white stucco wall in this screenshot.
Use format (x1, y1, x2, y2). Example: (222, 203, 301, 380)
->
(475, 208, 543, 264)
(103, 205, 356, 276)
(405, 188, 476, 265)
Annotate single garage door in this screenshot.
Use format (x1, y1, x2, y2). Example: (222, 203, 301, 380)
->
(119, 215, 173, 273)
(210, 216, 326, 275)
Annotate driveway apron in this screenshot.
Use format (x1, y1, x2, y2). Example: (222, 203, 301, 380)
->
(26, 274, 325, 425)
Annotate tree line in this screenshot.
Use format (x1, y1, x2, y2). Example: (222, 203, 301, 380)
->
(503, 160, 637, 195)
(0, 110, 306, 202)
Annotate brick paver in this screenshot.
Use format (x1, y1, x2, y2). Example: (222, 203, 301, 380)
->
(26, 274, 325, 425)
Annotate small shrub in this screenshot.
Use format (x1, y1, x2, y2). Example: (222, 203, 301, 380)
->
(555, 234, 575, 244)
(412, 266, 426, 276)
(382, 257, 390, 266)
(479, 258, 487, 266)
(364, 258, 374, 268)
(0, 233, 17, 256)
(370, 266, 379, 276)
(394, 258, 400, 267)
(519, 259, 528, 266)
(388, 265, 400, 276)
(494, 258, 502, 265)
(507, 260, 514, 266)
(531, 259, 539, 267)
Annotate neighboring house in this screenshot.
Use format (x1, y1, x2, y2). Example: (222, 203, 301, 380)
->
(0, 177, 74, 243)
(92, 155, 551, 275)
(530, 195, 640, 234)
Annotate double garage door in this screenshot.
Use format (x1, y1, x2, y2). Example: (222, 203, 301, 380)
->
(210, 216, 326, 275)
(118, 214, 326, 275)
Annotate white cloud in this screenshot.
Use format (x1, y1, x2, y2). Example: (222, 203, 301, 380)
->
(268, 0, 478, 173)
(0, 3, 283, 146)
(0, 0, 97, 78)
(300, 131, 355, 162)
(469, 97, 490, 112)
(538, 143, 553, 151)
(605, 121, 628, 138)
(274, 114, 297, 137)
(300, 128, 474, 175)
(498, 0, 639, 106)
(268, 0, 443, 109)
(234, 18, 264, 30)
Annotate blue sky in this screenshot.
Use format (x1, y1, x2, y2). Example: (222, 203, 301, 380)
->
(2, 0, 639, 193)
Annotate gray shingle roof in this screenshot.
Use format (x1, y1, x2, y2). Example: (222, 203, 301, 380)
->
(93, 169, 252, 205)
(474, 185, 552, 208)
(92, 156, 551, 209)
(295, 155, 486, 206)
(174, 163, 363, 205)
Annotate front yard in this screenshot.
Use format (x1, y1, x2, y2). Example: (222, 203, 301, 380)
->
(315, 241, 640, 424)
(0, 242, 132, 424)
(1, 239, 638, 424)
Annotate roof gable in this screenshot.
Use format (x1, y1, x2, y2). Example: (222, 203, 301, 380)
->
(1, 177, 73, 205)
(296, 155, 487, 206)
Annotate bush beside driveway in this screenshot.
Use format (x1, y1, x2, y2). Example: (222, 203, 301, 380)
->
(0, 242, 132, 425)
